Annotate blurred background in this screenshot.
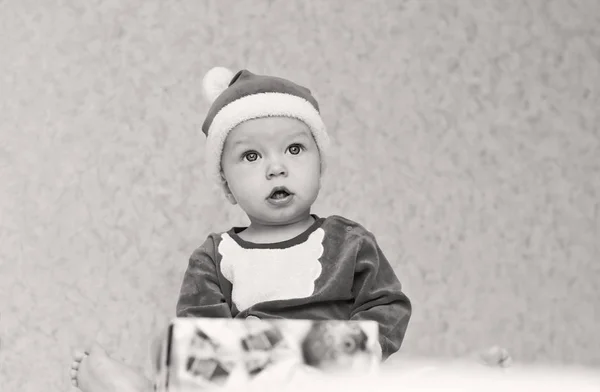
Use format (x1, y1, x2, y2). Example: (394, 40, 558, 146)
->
(1, 0, 599, 390)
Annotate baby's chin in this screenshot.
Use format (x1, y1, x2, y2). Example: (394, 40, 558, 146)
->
(248, 209, 313, 226)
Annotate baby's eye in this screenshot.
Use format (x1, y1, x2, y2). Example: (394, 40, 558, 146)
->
(287, 144, 304, 155)
(243, 151, 259, 162)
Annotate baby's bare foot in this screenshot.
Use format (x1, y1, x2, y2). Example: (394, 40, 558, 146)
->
(70, 344, 152, 392)
(70, 350, 89, 388)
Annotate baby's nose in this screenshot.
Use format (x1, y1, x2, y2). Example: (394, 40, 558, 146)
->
(266, 162, 288, 178)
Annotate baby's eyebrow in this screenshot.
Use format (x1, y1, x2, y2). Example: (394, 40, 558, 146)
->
(231, 139, 251, 147)
(229, 130, 309, 148)
(287, 130, 311, 140)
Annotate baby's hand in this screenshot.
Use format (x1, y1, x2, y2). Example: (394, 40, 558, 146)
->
(479, 345, 512, 368)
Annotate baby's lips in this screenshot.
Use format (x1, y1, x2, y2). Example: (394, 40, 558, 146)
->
(267, 186, 292, 198)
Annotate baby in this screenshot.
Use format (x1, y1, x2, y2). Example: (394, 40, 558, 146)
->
(70, 66, 413, 391)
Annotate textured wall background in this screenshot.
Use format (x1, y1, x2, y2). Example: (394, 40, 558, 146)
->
(1, 0, 599, 390)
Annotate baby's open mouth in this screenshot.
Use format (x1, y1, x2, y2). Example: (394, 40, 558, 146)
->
(268, 186, 292, 200)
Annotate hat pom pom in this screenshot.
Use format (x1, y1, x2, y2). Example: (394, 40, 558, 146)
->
(202, 67, 235, 104)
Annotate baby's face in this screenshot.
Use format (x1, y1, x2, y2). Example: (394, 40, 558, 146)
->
(220, 117, 321, 225)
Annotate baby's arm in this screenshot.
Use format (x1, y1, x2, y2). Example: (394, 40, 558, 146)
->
(150, 237, 232, 372)
(175, 236, 233, 318)
(349, 231, 412, 360)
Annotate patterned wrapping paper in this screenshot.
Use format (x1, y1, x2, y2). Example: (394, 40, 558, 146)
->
(154, 318, 381, 391)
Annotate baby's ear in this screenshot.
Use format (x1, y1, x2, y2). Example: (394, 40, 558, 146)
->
(219, 172, 237, 205)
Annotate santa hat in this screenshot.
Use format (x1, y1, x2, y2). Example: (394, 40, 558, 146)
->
(201, 67, 330, 187)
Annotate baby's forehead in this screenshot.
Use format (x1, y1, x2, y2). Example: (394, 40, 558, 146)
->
(226, 117, 311, 144)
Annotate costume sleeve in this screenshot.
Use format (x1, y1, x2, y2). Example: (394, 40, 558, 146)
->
(349, 232, 412, 360)
(175, 236, 233, 318)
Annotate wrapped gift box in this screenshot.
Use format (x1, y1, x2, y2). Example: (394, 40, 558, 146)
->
(154, 318, 381, 391)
